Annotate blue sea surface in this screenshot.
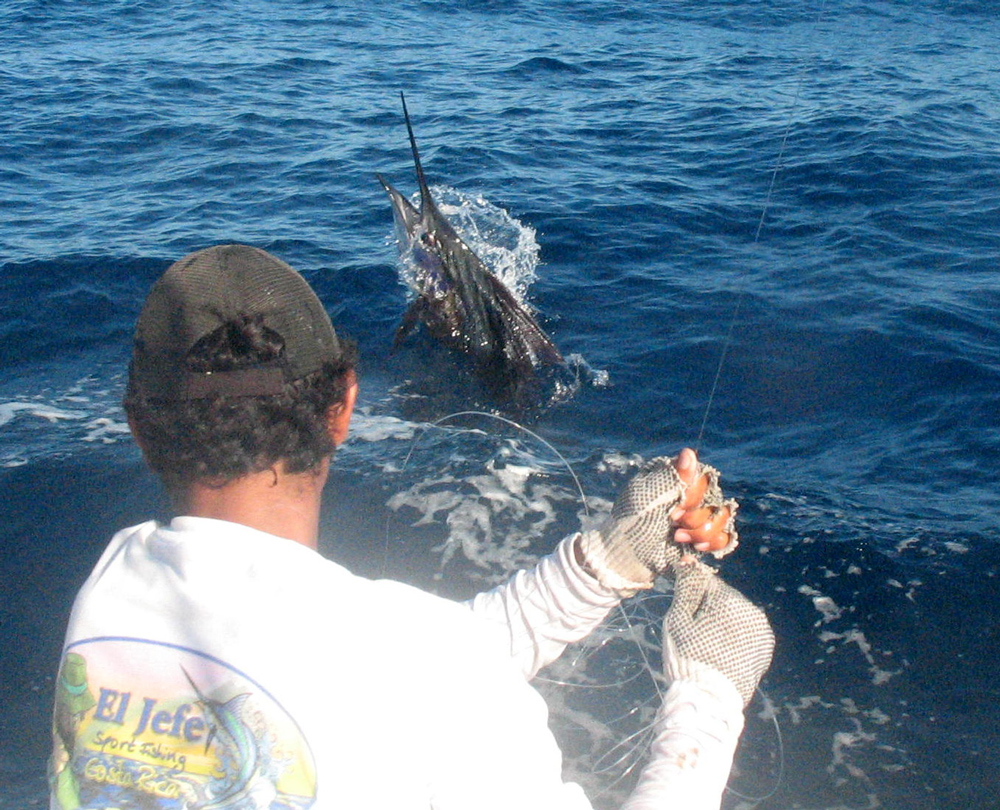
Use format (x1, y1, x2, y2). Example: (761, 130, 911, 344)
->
(2, 1, 999, 807)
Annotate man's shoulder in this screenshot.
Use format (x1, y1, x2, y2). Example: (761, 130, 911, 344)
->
(357, 574, 472, 624)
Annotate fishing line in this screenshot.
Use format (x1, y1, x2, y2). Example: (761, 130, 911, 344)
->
(381, 409, 591, 580)
(388, 407, 671, 791)
(694, 0, 828, 451)
(694, 117, 793, 451)
(400, 410, 590, 516)
(384, 406, 783, 800)
(726, 691, 786, 804)
(690, 2, 830, 803)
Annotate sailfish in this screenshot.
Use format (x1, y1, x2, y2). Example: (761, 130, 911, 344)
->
(376, 93, 564, 401)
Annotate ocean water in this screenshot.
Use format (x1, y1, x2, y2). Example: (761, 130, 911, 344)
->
(2, 0, 999, 807)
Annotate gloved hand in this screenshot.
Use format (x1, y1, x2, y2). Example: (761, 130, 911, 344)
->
(578, 449, 739, 593)
(620, 560, 774, 810)
(663, 557, 774, 706)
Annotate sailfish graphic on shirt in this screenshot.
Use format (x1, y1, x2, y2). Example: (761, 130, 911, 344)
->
(182, 667, 276, 809)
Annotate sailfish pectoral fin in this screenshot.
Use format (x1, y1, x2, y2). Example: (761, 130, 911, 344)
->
(393, 297, 430, 348)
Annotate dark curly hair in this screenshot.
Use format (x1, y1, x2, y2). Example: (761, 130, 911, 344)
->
(124, 313, 359, 492)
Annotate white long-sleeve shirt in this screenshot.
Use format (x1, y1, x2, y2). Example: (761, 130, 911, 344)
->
(50, 516, 742, 810)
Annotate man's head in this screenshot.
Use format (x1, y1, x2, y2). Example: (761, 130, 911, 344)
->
(124, 245, 358, 492)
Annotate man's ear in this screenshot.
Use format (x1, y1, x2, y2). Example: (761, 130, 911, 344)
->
(326, 371, 358, 447)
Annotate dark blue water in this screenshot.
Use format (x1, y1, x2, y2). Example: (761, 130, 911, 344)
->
(3, 1, 999, 807)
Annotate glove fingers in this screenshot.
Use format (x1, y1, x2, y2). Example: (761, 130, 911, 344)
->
(583, 453, 739, 592)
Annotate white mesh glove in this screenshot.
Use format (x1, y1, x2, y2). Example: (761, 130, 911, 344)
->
(579, 455, 738, 593)
(663, 557, 774, 706)
(621, 559, 775, 810)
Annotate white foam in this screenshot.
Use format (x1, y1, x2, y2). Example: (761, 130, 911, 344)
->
(0, 401, 87, 427)
(388, 455, 579, 578)
(348, 408, 418, 443)
(83, 417, 131, 443)
(799, 584, 843, 624)
(433, 187, 541, 302)
(0, 373, 131, 465)
(800, 585, 903, 686)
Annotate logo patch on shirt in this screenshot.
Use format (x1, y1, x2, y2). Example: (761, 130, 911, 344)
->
(50, 637, 317, 809)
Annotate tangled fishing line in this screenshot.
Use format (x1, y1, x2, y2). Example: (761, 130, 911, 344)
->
(385, 410, 783, 806)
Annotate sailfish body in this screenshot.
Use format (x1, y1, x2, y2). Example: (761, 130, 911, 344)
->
(377, 94, 563, 399)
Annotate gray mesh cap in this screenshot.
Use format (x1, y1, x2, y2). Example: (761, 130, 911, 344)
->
(129, 245, 342, 399)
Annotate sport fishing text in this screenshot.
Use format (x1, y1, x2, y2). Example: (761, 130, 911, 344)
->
(91, 731, 189, 771)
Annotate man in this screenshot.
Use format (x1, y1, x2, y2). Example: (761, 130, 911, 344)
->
(49, 244, 773, 810)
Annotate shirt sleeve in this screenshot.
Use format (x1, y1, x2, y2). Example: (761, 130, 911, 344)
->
(457, 537, 744, 810)
(621, 670, 745, 810)
(464, 533, 622, 679)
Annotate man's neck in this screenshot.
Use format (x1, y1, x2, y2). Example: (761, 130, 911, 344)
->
(175, 460, 329, 549)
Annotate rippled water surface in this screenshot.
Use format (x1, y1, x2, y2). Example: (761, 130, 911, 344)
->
(2, 1, 999, 806)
